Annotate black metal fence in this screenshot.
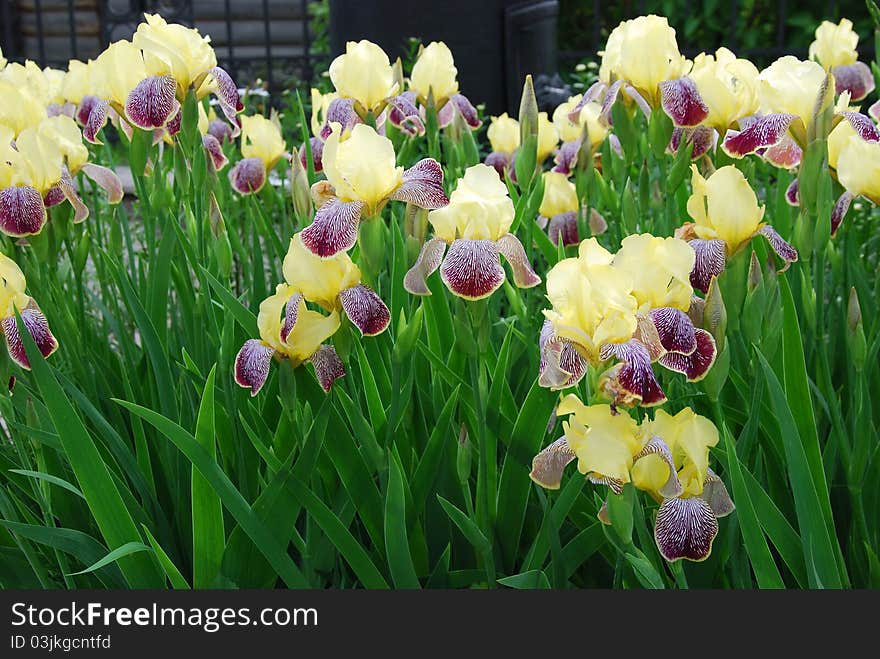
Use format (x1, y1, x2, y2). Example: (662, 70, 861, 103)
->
(1, 0, 876, 92)
(0, 0, 318, 90)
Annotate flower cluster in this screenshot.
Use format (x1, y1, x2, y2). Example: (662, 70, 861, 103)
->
(530, 399, 733, 562)
(0, 61, 122, 237)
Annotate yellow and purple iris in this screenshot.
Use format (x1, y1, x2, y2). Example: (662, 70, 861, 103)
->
(677, 165, 797, 292)
(551, 94, 610, 175)
(0, 116, 122, 237)
(324, 40, 423, 138)
(530, 399, 734, 562)
(0, 252, 58, 369)
(539, 235, 717, 407)
(536, 171, 581, 246)
(809, 19, 875, 102)
(228, 113, 287, 195)
(665, 47, 759, 160)
(299, 123, 448, 258)
(483, 112, 558, 181)
(388, 41, 481, 134)
(235, 233, 391, 395)
(81, 14, 242, 145)
(404, 164, 540, 300)
(567, 15, 708, 131)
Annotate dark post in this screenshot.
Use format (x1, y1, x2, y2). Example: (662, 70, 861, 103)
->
(328, 0, 558, 115)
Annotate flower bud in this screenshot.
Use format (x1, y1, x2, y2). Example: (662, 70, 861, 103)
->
(289, 150, 313, 222)
(702, 275, 727, 353)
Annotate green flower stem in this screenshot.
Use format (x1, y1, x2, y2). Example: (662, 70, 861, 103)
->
(357, 214, 386, 288)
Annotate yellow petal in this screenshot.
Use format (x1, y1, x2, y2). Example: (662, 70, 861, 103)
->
(539, 171, 578, 218)
(487, 113, 520, 154)
(558, 402, 641, 483)
(282, 234, 361, 310)
(322, 123, 402, 209)
(428, 163, 514, 242)
(410, 41, 459, 105)
(613, 233, 694, 312)
(329, 40, 395, 111)
(240, 114, 286, 170)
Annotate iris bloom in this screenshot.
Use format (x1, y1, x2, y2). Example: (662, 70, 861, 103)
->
(300, 123, 448, 258)
(298, 88, 339, 173)
(404, 164, 540, 299)
(229, 114, 286, 195)
(82, 15, 241, 145)
(484, 113, 520, 177)
(794, 110, 880, 233)
(282, 234, 391, 337)
(327, 40, 422, 135)
(833, 133, 880, 231)
(677, 165, 797, 293)
(809, 19, 875, 101)
(0, 116, 123, 236)
(536, 171, 581, 246)
(0, 252, 58, 369)
(669, 48, 759, 159)
(568, 15, 708, 130)
(197, 104, 230, 171)
(389, 42, 481, 134)
(539, 235, 717, 407)
(234, 285, 345, 396)
(530, 399, 734, 562)
(551, 94, 610, 175)
(483, 112, 558, 179)
(721, 56, 840, 166)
